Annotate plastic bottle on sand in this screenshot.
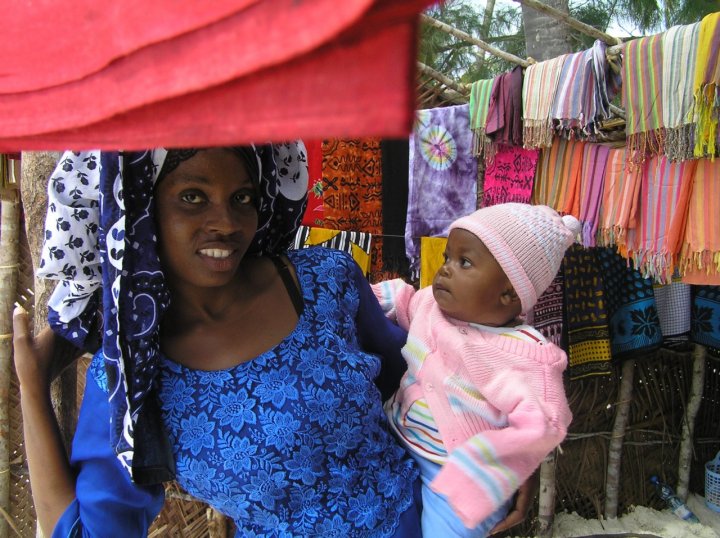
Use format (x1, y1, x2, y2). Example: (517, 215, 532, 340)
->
(649, 475, 700, 523)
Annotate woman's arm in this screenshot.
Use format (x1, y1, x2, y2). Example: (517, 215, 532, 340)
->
(13, 308, 76, 535)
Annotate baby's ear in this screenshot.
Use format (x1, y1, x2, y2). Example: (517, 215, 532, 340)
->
(500, 286, 520, 307)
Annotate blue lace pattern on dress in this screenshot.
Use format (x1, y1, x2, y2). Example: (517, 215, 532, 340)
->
(91, 248, 417, 537)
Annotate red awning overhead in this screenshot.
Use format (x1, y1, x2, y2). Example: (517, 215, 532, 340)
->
(0, 0, 434, 151)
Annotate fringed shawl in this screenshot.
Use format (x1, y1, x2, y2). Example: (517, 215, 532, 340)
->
(679, 157, 720, 284)
(531, 137, 585, 215)
(597, 146, 642, 250)
(578, 143, 610, 247)
(522, 55, 567, 149)
(662, 23, 701, 162)
(693, 12, 720, 159)
(623, 32, 665, 159)
(485, 66, 524, 148)
(469, 79, 495, 157)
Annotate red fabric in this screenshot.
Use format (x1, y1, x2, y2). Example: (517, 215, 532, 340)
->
(302, 139, 325, 226)
(0, 0, 433, 151)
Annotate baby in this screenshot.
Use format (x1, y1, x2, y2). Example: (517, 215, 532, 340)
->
(373, 203, 579, 537)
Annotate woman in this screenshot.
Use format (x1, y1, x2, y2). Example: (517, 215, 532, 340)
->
(14, 144, 535, 537)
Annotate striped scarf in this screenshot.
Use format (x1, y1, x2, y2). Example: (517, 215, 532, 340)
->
(522, 55, 567, 149)
(623, 32, 665, 159)
(626, 155, 697, 283)
(662, 23, 700, 162)
(578, 143, 611, 247)
(597, 146, 642, 250)
(680, 158, 720, 284)
(469, 79, 495, 157)
(531, 137, 585, 216)
(693, 12, 720, 159)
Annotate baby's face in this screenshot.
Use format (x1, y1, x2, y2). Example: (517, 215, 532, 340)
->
(432, 229, 515, 326)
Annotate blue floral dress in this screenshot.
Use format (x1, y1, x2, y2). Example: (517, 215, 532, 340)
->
(58, 248, 420, 538)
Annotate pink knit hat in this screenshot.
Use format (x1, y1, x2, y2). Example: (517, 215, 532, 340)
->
(449, 203, 581, 314)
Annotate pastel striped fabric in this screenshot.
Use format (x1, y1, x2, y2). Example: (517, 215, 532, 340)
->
(578, 143, 610, 247)
(469, 79, 495, 156)
(693, 12, 720, 159)
(626, 155, 697, 283)
(623, 32, 665, 158)
(680, 158, 720, 284)
(597, 146, 642, 250)
(531, 137, 585, 216)
(522, 55, 567, 149)
(662, 23, 700, 162)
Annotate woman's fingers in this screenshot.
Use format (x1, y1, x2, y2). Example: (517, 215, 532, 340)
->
(12, 305, 32, 352)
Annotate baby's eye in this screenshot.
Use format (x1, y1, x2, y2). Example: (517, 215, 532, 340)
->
(460, 258, 472, 268)
(442, 253, 449, 263)
(180, 191, 204, 204)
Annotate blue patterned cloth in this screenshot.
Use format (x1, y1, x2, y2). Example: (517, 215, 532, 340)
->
(81, 248, 420, 537)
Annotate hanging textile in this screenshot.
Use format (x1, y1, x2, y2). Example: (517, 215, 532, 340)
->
(563, 244, 612, 379)
(679, 157, 720, 284)
(522, 54, 568, 149)
(485, 66, 524, 148)
(662, 23, 701, 162)
(531, 137, 585, 216)
(531, 272, 566, 348)
(578, 143, 611, 247)
(469, 79, 495, 157)
(419, 236, 447, 289)
(481, 145, 539, 207)
(0, 0, 434, 151)
(596, 247, 662, 360)
(380, 138, 411, 279)
(293, 225, 372, 275)
(654, 278, 692, 351)
(302, 139, 325, 226)
(693, 12, 720, 159)
(691, 286, 720, 358)
(623, 32, 665, 159)
(597, 146, 642, 250)
(626, 155, 697, 283)
(406, 104, 477, 275)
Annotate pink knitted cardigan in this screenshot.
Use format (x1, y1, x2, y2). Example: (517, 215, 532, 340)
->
(373, 280, 572, 527)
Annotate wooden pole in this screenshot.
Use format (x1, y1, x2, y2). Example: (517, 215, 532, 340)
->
(421, 14, 531, 68)
(537, 451, 557, 537)
(676, 345, 706, 500)
(512, 0, 623, 46)
(417, 62, 470, 99)
(0, 183, 20, 538)
(604, 359, 635, 519)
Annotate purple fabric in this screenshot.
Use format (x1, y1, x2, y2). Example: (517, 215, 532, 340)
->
(405, 104, 478, 274)
(579, 143, 611, 246)
(485, 66, 524, 147)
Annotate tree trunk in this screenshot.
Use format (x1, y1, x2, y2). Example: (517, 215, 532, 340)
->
(677, 345, 706, 500)
(537, 452, 557, 537)
(521, 0, 573, 62)
(0, 185, 20, 538)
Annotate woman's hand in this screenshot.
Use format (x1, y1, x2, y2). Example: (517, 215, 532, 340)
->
(13, 306, 57, 393)
(489, 470, 539, 535)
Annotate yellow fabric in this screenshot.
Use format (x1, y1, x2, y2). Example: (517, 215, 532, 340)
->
(693, 12, 720, 158)
(303, 227, 371, 275)
(419, 237, 447, 289)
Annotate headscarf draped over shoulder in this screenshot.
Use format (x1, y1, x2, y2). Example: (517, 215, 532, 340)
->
(38, 143, 308, 483)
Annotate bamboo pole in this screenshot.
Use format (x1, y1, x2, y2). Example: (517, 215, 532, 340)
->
(537, 451, 557, 537)
(417, 62, 470, 99)
(604, 359, 635, 519)
(0, 184, 20, 538)
(676, 344, 706, 500)
(421, 14, 531, 68)
(512, 0, 623, 46)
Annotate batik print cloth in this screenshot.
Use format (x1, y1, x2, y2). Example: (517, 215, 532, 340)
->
(480, 145, 539, 208)
(38, 144, 308, 481)
(406, 104, 477, 276)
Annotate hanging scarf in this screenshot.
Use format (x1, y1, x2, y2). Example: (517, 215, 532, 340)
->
(578, 143, 611, 247)
(469, 79, 495, 157)
(39, 143, 308, 482)
(626, 155, 697, 283)
(481, 145, 539, 207)
(485, 66, 524, 148)
(654, 278, 692, 351)
(380, 138, 411, 279)
(679, 157, 720, 284)
(531, 137, 585, 215)
(691, 286, 720, 354)
(693, 12, 720, 159)
(406, 104, 477, 275)
(301, 139, 324, 226)
(597, 146, 642, 250)
(662, 23, 701, 162)
(623, 32, 665, 160)
(522, 55, 567, 149)
(531, 272, 566, 348)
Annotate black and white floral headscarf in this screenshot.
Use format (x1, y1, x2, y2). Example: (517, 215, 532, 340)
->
(38, 143, 308, 482)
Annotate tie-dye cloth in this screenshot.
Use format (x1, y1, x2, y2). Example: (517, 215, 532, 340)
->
(406, 104, 478, 275)
(693, 12, 720, 159)
(39, 144, 308, 482)
(663, 23, 701, 162)
(481, 145, 539, 207)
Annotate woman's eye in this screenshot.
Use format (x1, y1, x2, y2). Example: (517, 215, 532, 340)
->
(180, 192, 204, 204)
(234, 192, 256, 206)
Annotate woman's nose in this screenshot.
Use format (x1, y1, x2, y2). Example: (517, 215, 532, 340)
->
(206, 203, 237, 233)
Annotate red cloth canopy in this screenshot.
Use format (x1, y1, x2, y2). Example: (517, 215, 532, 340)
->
(0, 0, 433, 151)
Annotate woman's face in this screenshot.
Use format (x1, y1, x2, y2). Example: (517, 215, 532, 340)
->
(155, 148, 259, 290)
